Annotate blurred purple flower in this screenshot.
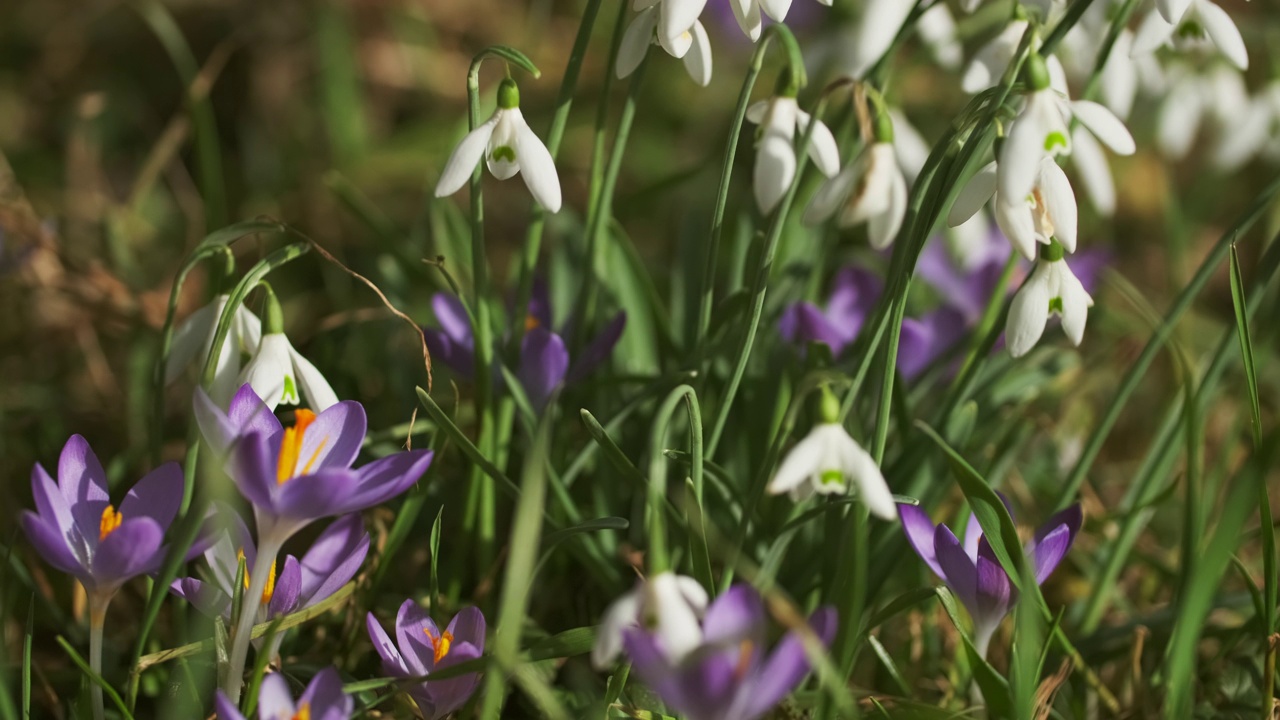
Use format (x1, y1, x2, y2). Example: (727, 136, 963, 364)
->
(916, 229, 1020, 325)
(897, 306, 969, 380)
(215, 666, 353, 720)
(194, 384, 431, 544)
(422, 281, 625, 410)
(21, 435, 195, 596)
(623, 584, 838, 720)
(173, 511, 368, 622)
(778, 266, 882, 356)
(898, 500, 1082, 655)
(367, 600, 486, 719)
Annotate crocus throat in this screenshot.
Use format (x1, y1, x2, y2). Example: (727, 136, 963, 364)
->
(291, 703, 311, 720)
(237, 549, 278, 604)
(277, 409, 325, 484)
(425, 627, 454, 663)
(99, 505, 123, 541)
(524, 314, 540, 331)
(733, 640, 754, 680)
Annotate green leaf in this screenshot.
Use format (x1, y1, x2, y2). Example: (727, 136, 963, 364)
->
(541, 518, 629, 550)
(471, 45, 541, 78)
(57, 637, 136, 720)
(936, 588, 1012, 717)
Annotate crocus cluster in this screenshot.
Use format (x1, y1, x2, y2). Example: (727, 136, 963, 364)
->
(367, 601, 487, 719)
(215, 667, 353, 720)
(595, 575, 837, 720)
(899, 499, 1082, 655)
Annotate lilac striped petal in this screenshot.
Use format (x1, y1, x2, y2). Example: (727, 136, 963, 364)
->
(825, 266, 882, 338)
(622, 630, 690, 712)
(274, 469, 363, 520)
(974, 539, 1014, 624)
(295, 401, 366, 474)
(214, 690, 248, 720)
(59, 435, 110, 552)
(267, 555, 303, 617)
(419, 641, 483, 719)
(344, 450, 433, 512)
(298, 515, 369, 605)
(528, 277, 554, 330)
(395, 599, 437, 675)
(433, 293, 474, 347)
(120, 462, 183, 533)
(171, 577, 231, 619)
(228, 432, 281, 510)
(423, 327, 476, 379)
(256, 673, 296, 718)
(367, 612, 411, 677)
(30, 464, 84, 565)
(898, 504, 944, 577)
(297, 667, 354, 719)
(933, 524, 978, 610)
(445, 606, 487, 653)
(21, 513, 85, 577)
(1030, 504, 1082, 584)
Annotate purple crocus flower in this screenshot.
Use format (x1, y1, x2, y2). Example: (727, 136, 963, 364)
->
(916, 228, 1022, 325)
(623, 584, 838, 720)
(366, 600, 487, 719)
(778, 265, 882, 357)
(422, 281, 626, 410)
(898, 501, 1083, 655)
(21, 434, 189, 597)
(173, 510, 369, 622)
(215, 666, 352, 720)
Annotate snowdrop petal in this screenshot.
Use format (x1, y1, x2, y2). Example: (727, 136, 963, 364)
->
(1197, 1, 1248, 70)
(1038, 161, 1078, 253)
(166, 299, 222, 384)
(658, 22, 694, 59)
(796, 111, 841, 177)
(890, 109, 929, 181)
(835, 434, 895, 520)
(514, 118, 562, 212)
(729, 0, 763, 41)
(1157, 80, 1203, 159)
(803, 162, 858, 225)
(1156, 0, 1193, 23)
(994, 195, 1039, 261)
(1070, 127, 1116, 216)
(290, 347, 339, 411)
(760, 0, 792, 21)
(1212, 99, 1272, 170)
(1071, 101, 1135, 155)
(768, 430, 826, 495)
(1055, 263, 1094, 346)
(745, 101, 768, 125)
(948, 163, 997, 227)
(868, 163, 908, 250)
(436, 117, 499, 198)
(1006, 265, 1052, 357)
(754, 134, 796, 215)
(659, 0, 708, 53)
(1000, 110, 1048, 203)
(681, 21, 713, 87)
(618, 9, 657, 79)
(1131, 10, 1175, 56)
(593, 591, 640, 668)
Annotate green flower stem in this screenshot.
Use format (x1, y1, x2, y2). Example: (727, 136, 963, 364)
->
(693, 24, 802, 355)
(511, 0, 606, 353)
(573, 14, 645, 353)
(645, 385, 705, 577)
(705, 94, 829, 458)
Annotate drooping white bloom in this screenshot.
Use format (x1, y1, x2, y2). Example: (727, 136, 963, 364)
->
(843, 0, 916, 80)
(999, 54, 1134, 208)
(618, 1, 713, 86)
(1155, 63, 1248, 159)
(728, 0, 830, 42)
(916, 3, 963, 70)
(768, 422, 896, 520)
(747, 95, 841, 214)
(889, 109, 930, 182)
(949, 158, 1077, 261)
(1005, 247, 1094, 358)
(592, 572, 708, 669)
(1069, 126, 1116, 215)
(804, 142, 908, 249)
(435, 79, 562, 212)
(239, 334, 339, 413)
(961, 20, 1030, 94)
(1132, 0, 1247, 71)
(166, 294, 263, 406)
(1213, 83, 1280, 171)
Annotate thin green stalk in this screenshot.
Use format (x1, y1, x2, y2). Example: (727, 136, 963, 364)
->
(511, 0, 606, 348)
(645, 385, 704, 575)
(693, 24, 801, 353)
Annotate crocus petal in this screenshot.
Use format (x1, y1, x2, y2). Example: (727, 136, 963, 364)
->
(171, 577, 230, 619)
(214, 690, 248, 720)
(948, 163, 997, 227)
(299, 514, 369, 604)
(293, 400, 366, 477)
(422, 641, 483, 717)
(681, 21, 713, 87)
(934, 524, 978, 608)
(59, 435, 110, 549)
(514, 117, 563, 212)
(297, 667, 353, 718)
(30, 463, 82, 562)
(742, 606, 838, 718)
(229, 432, 282, 510)
(1197, 1, 1248, 70)
(755, 134, 796, 215)
(395, 599, 437, 675)
(1070, 100, 1136, 155)
(345, 449, 433, 512)
(367, 613, 411, 676)
(620, 631, 685, 708)
(446, 606, 488, 651)
(898, 504, 944, 577)
(267, 555, 303, 617)
(93, 517, 165, 585)
(1030, 504, 1083, 584)
(567, 312, 626, 384)
(974, 542, 1014, 624)
(22, 513, 86, 577)
(436, 117, 499, 197)
(778, 302, 850, 355)
(618, 8, 657, 79)
(702, 584, 766, 646)
(275, 469, 364, 522)
(120, 462, 183, 532)
(518, 328, 570, 411)
(1006, 265, 1052, 357)
(289, 347, 338, 412)
(228, 384, 284, 443)
(256, 673, 297, 718)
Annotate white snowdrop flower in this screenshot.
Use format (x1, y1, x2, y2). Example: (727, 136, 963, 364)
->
(618, 2, 713, 86)
(435, 79, 562, 212)
(1000, 53, 1134, 207)
(747, 92, 841, 214)
(166, 294, 262, 406)
(1132, 0, 1247, 71)
(729, 0, 830, 43)
(237, 290, 338, 413)
(768, 420, 896, 520)
(1070, 126, 1116, 215)
(804, 119, 908, 250)
(844, 0, 916, 80)
(917, 3, 963, 70)
(949, 157, 1077, 261)
(1213, 83, 1280, 171)
(962, 20, 1030, 93)
(768, 387, 895, 519)
(1006, 241, 1093, 358)
(890, 109, 930, 182)
(592, 572, 708, 668)
(1156, 63, 1248, 159)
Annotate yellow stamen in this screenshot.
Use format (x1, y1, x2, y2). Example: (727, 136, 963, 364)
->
(276, 409, 318, 484)
(733, 639, 754, 680)
(99, 505, 123, 542)
(292, 703, 311, 720)
(235, 549, 278, 605)
(424, 627, 454, 664)
(524, 314, 540, 332)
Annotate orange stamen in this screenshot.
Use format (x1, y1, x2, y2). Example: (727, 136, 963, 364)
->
(98, 505, 123, 541)
(236, 549, 278, 605)
(292, 703, 311, 720)
(733, 639, 754, 680)
(524, 314, 541, 332)
(276, 409, 318, 484)
(424, 627, 454, 664)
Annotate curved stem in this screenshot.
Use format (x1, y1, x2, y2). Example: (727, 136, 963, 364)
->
(646, 385, 704, 576)
(220, 537, 283, 704)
